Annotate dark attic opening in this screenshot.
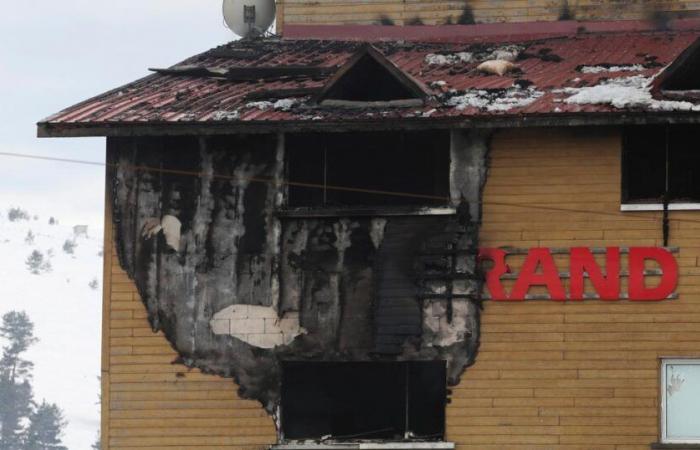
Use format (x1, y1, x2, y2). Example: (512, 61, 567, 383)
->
(285, 130, 450, 208)
(656, 38, 700, 92)
(317, 46, 427, 105)
(622, 125, 700, 204)
(280, 361, 447, 441)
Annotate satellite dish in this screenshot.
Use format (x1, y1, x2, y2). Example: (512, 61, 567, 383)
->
(223, 0, 276, 38)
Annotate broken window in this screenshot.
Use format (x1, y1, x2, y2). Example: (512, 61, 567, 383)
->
(280, 361, 446, 441)
(660, 359, 700, 444)
(285, 130, 450, 208)
(622, 125, 700, 204)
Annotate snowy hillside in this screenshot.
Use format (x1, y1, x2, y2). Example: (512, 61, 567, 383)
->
(0, 206, 102, 450)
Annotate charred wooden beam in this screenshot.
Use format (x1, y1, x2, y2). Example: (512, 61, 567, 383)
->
(150, 65, 336, 81)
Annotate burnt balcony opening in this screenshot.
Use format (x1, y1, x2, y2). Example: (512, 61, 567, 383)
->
(285, 130, 450, 210)
(280, 361, 446, 442)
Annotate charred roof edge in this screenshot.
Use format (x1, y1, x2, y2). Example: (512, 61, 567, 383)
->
(37, 113, 700, 138)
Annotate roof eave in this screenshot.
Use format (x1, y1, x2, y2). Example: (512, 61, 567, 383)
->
(36, 112, 700, 138)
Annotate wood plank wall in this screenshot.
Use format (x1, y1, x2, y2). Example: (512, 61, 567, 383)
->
(101, 149, 277, 450)
(449, 127, 700, 450)
(102, 127, 700, 449)
(276, 0, 700, 27)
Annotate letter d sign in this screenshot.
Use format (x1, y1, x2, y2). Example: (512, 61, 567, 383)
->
(628, 247, 678, 301)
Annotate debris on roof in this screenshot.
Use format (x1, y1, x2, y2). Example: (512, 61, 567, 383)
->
(38, 29, 700, 134)
(477, 60, 518, 76)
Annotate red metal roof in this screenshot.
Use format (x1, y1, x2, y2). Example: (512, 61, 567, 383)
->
(39, 25, 700, 135)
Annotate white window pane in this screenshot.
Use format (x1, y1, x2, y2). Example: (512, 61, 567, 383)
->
(666, 363, 700, 439)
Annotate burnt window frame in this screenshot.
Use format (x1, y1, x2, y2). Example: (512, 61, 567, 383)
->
(621, 125, 700, 211)
(281, 129, 453, 216)
(279, 360, 448, 443)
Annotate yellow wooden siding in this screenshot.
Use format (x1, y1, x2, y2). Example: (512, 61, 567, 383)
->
(277, 0, 700, 27)
(102, 127, 700, 449)
(102, 209, 277, 450)
(449, 127, 700, 450)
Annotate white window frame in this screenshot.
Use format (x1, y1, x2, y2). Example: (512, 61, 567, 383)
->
(621, 203, 700, 212)
(660, 358, 700, 444)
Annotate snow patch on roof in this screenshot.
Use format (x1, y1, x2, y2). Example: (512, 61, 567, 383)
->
(487, 46, 521, 62)
(424, 45, 522, 66)
(561, 75, 700, 111)
(579, 64, 646, 74)
(425, 52, 473, 65)
(446, 87, 544, 112)
(211, 110, 240, 121)
(246, 98, 300, 111)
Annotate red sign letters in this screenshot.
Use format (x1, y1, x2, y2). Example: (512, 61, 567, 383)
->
(478, 247, 679, 301)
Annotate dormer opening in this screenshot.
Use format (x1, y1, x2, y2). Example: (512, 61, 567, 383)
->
(317, 46, 427, 107)
(655, 38, 700, 97)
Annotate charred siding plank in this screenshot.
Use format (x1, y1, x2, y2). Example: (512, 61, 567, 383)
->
(373, 217, 443, 354)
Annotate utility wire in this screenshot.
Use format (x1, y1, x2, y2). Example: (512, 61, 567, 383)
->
(1, 150, 698, 226)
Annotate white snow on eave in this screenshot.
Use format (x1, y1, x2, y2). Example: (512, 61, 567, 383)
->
(560, 75, 700, 111)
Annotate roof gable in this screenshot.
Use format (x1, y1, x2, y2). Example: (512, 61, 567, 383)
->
(316, 45, 427, 107)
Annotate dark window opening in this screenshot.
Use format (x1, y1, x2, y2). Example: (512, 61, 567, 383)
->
(623, 125, 700, 203)
(280, 361, 446, 441)
(286, 131, 450, 208)
(322, 53, 419, 102)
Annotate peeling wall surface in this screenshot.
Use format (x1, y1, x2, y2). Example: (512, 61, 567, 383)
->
(109, 130, 489, 418)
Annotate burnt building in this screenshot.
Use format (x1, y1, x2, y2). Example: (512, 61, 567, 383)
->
(40, 4, 700, 450)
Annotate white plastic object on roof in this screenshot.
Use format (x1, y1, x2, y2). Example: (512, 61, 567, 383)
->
(223, 0, 276, 38)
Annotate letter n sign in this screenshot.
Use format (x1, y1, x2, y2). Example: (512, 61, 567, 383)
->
(478, 247, 678, 301)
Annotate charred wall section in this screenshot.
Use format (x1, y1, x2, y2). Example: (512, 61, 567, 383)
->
(108, 129, 490, 420)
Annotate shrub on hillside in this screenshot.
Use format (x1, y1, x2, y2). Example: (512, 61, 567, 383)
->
(7, 207, 30, 222)
(62, 240, 77, 255)
(25, 251, 51, 275)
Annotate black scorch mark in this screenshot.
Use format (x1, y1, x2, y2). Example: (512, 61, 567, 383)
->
(108, 130, 490, 419)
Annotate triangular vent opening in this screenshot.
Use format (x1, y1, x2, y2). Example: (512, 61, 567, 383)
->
(656, 38, 700, 92)
(318, 46, 426, 105)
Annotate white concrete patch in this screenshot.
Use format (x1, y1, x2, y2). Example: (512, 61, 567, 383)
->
(422, 299, 472, 347)
(210, 305, 306, 349)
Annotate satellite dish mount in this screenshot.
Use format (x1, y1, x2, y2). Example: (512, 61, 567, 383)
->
(223, 0, 276, 39)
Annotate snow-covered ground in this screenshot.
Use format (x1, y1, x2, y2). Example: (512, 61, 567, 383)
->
(0, 207, 102, 449)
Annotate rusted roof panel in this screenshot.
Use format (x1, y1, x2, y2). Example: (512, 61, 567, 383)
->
(40, 28, 700, 133)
